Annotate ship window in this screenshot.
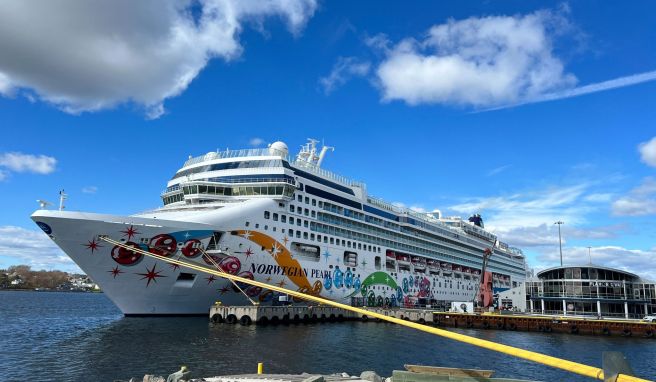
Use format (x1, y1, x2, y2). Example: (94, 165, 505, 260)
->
(347, 241, 351, 248)
(324, 236, 328, 243)
(374, 256, 381, 269)
(264, 225, 268, 230)
(304, 208, 309, 216)
(304, 220, 308, 228)
(330, 238, 334, 244)
(290, 205, 295, 213)
(264, 211, 270, 219)
(317, 235, 321, 242)
(273, 227, 276, 232)
(289, 229, 294, 237)
(245, 221, 250, 227)
(342, 240, 346, 246)
(297, 195, 302, 202)
(311, 211, 316, 218)
(290, 217, 295, 225)
(255, 224, 259, 228)
(296, 231, 301, 238)
(318, 201, 323, 208)
(273, 213, 278, 221)
(312, 199, 316, 206)
(281, 215, 287, 223)
(305, 197, 309, 204)
(357, 243, 362, 250)
(303, 232, 308, 239)
(177, 273, 195, 281)
(310, 234, 315, 241)
(368, 245, 372, 251)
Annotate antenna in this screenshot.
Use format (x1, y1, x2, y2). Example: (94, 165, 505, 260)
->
(36, 200, 52, 210)
(59, 189, 67, 211)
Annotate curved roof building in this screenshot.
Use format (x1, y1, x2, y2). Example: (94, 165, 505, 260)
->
(526, 265, 655, 319)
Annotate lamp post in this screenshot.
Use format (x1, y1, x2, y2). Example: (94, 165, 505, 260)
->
(554, 221, 564, 266)
(587, 246, 592, 265)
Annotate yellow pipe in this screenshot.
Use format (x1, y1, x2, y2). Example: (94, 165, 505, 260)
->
(258, 362, 264, 375)
(100, 237, 650, 382)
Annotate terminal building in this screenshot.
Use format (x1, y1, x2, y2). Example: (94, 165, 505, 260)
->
(523, 265, 655, 318)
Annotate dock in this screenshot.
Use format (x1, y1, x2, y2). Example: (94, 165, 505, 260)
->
(433, 312, 655, 337)
(209, 305, 656, 338)
(209, 305, 434, 325)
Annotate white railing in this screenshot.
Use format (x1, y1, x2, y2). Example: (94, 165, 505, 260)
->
(292, 159, 365, 188)
(181, 148, 364, 189)
(183, 148, 291, 167)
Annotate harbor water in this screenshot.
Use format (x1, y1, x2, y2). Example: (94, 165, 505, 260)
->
(1, 291, 654, 382)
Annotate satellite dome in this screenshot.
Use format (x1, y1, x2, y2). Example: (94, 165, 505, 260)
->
(204, 152, 218, 160)
(268, 141, 289, 158)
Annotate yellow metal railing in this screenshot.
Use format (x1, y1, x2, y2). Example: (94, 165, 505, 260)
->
(99, 237, 651, 382)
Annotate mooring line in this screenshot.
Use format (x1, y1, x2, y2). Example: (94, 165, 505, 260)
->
(99, 236, 650, 382)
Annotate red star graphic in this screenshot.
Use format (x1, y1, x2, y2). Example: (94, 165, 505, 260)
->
(136, 264, 166, 287)
(83, 238, 103, 253)
(244, 247, 253, 258)
(108, 266, 123, 279)
(120, 225, 140, 240)
(169, 262, 180, 271)
(277, 280, 286, 288)
(206, 275, 217, 284)
(219, 286, 230, 295)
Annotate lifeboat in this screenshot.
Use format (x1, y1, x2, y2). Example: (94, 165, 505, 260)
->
(412, 256, 426, 271)
(386, 250, 396, 261)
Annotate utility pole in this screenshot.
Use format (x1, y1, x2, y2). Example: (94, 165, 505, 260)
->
(554, 221, 564, 266)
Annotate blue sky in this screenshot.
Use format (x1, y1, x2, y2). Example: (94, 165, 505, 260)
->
(0, 0, 655, 278)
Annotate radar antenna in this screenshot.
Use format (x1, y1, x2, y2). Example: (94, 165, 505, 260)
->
(58, 189, 67, 211)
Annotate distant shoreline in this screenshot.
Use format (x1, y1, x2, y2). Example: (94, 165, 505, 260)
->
(0, 288, 102, 293)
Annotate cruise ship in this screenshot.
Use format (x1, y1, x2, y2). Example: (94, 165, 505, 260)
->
(31, 139, 527, 315)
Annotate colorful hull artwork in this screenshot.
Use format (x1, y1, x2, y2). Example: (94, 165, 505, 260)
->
(32, 208, 482, 315)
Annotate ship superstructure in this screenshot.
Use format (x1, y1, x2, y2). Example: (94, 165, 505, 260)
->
(32, 140, 526, 315)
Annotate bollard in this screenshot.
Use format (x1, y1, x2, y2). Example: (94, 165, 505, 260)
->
(258, 362, 263, 375)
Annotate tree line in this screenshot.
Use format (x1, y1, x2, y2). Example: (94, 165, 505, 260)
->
(1, 265, 73, 289)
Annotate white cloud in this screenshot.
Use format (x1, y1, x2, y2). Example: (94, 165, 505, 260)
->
(495, 223, 626, 248)
(489, 70, 656, 110)
(639, 136, 656, 167)
(370, 9, 656, 110)
(0, 170, 7, 182)
(319, 57, 371, 94)
(486, 164, 511, 177)
(0, 0, 317, 118)
(249, 137, 266, 147)
(0, 226, 80, 272)
(449, 183, 594, 229)
(0, 152, 56, 174)
(374, 9, 577, 107)
(612, 177, 656, 216)
(82, 186, 98, 194)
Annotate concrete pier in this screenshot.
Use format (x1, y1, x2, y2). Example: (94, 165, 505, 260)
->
(209, 305, 656, 338)
(209, 305, 434, 325)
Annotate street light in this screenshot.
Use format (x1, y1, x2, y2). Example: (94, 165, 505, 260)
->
(587, 246, 592, 265)
(554, 221, 564, 266)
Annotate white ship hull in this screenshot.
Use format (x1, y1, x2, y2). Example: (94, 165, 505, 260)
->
(32, 198, 484, 315)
